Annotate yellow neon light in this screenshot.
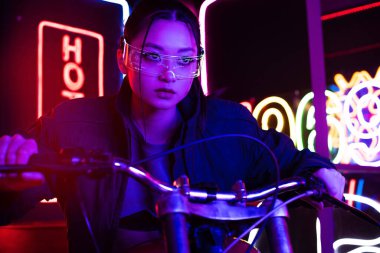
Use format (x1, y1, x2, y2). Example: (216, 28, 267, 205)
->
(295, 90, 343, 152)
(295, 92, 313, 149)
(247, 72, 379, 166)
(294, 93, 317, 152)
(307, 129, 316, 152)
(294, 68, 380, 166)
(339, 69, 380, 166)
(261, 108, 284, 132)
(199, 0, 380, 167)
(252, 96, 296, 142)
(325, 90, 347, 163)
(334, 68, 379, 97)
(343, 79, 380, 140)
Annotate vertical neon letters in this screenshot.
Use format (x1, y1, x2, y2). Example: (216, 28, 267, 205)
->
(61, 35, 85, 99)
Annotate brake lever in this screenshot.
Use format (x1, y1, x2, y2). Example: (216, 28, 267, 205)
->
(305, 175, 328, 201)
(305, 175, 380, 229)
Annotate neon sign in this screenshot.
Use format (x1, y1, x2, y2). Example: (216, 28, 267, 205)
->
(199, 0, 218, 95)
(312, 193, 380, 253)
(321, 1, 380, 21)
(241, 66, 380, 167)
(252, 96, 296, 142)
(37, 21, 104, 117)
(61, 35, 85, 99)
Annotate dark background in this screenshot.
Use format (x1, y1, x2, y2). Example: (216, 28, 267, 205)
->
(1, 0, 379, 134)
(0, 1, 379, 253)
(0, 0, 123, 134)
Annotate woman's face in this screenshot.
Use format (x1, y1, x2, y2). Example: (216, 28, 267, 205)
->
(126, 19, 198, 111)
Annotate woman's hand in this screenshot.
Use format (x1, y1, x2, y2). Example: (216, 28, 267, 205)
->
(0, 134, 45, 191)
(312, 167, 346, 200)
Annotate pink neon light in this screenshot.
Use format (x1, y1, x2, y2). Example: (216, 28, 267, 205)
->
(37, 21, 104, 118)
(347, 179, 357, 206)
(325, 42, 380, 59)
(62, 35, 83, 64)
(199, 0, 217, 95)
(63, 62, 85, 91)
(321, 2, 380, 21)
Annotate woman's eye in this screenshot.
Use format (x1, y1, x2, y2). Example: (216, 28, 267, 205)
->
(178, 57, 195, 66)
(143, 52, 161, 62)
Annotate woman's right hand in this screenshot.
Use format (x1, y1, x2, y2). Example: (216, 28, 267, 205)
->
(0, 134, 45, 191)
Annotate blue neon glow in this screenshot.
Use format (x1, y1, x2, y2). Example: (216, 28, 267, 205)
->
(355, 179, 365, 210)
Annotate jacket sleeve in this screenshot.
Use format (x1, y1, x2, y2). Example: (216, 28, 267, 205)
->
(242, 109, 335, 187)
(203, 99, 336, 189)
(257, 127, 335, 177)
(0, 116, 56, 225)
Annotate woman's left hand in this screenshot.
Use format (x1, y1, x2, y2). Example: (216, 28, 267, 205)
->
(312, 168, 346, 200)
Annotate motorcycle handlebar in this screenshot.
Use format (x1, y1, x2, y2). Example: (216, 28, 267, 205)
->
(1, 151, 308, 203)
(1, 150, 378, 228)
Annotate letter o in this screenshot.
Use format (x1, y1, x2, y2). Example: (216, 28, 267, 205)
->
(63, 62, 85, 91)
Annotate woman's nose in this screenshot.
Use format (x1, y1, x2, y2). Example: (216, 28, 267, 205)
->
(159, 69, 177, 82)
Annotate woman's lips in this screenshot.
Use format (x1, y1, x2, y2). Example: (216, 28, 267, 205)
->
(155, 88, 175, 94)
(155, 88, 175, 99)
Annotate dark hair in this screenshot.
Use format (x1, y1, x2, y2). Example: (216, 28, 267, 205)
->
(123, 0, 202, 55)
(122, 0, 206, 129)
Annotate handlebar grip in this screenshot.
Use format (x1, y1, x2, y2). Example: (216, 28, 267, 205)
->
(28, 152, 61, 167)
(28, 149, 114, 177)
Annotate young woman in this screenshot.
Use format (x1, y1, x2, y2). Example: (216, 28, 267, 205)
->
(0, 0, 345, 252)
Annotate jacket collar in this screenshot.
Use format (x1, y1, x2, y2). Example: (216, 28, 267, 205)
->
(115, 77, 202, 124)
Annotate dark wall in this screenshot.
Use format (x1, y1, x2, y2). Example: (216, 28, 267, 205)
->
(323, 5, 380, 87)
(0, 0, 123, 135)
(205, 0, 311, 103)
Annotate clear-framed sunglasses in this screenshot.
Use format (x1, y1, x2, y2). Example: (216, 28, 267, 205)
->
(125, 42, 204, 79)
